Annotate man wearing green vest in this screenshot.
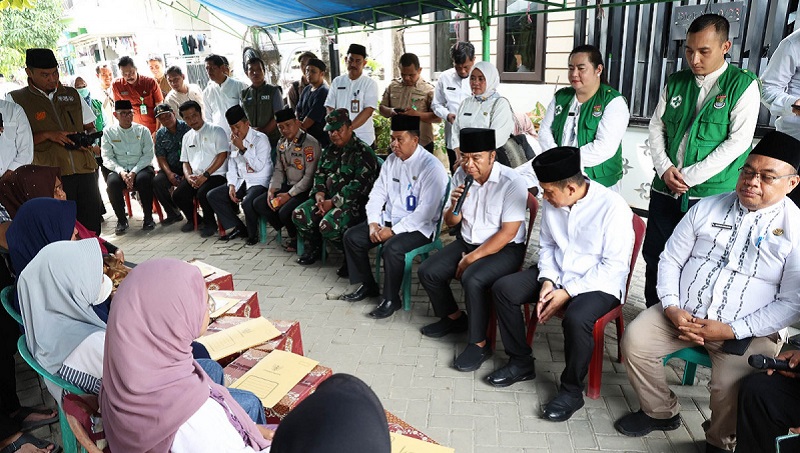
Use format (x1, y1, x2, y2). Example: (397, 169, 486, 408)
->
(6, 48, 104, 234)
(642, 14, 760, 308)
(539, 44, 630, 191)
(241, 57, 283, 152)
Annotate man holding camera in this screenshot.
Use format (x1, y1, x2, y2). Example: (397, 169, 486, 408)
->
(101, 100, 156, 233)
(7, 48, 104, 233)
(614, 131, 800, 452)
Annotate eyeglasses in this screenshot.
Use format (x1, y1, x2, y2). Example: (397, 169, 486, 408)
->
(738, 167, 798, 185)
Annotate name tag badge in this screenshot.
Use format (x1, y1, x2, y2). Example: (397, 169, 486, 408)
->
(463, 112, 472, 116)
(140, 104, 148, 115)
(406, 194, 417, 212)
(446, 87, 456, 91)
(350, 99, 360, 113)
(712, 222, 733, 230)
(260, 95, 269, 100)
(337, 86, 346, 90)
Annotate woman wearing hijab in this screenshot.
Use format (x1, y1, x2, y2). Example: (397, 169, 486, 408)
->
(538, 45, 630, 191)
(17, 239, 108, 400)
(101, 259, 272, 453)
(450, 61, 514, 170)
(271, 374, 390, 453)
(6, 198, 78, 276)
(0, 166, 123, 261)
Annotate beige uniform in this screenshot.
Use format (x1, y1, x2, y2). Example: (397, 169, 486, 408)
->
(381, 78, 435, 146)
(270, 132, 321, 197)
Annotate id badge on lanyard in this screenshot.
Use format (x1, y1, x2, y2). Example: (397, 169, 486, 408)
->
(405, 183, 417, 212)
(139, 97, 147, 115)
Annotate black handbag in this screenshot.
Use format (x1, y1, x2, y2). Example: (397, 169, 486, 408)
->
(490, 97, 536, 168)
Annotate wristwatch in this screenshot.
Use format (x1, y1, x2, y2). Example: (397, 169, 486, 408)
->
(202, 171, 211, 178)
(238, 147, 247, 154)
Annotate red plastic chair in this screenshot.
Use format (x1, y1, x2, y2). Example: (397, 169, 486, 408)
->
(523, 213, 646, 399)
(486, 193, 539, 349)
(123, 189, 164, 222)
(192, 198, 226, 235)
(63, 393, 110, 453)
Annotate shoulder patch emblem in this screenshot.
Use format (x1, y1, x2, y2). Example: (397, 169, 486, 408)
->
(670, 95, 683, 109)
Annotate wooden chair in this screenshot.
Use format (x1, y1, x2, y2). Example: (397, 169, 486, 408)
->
(63, 394, 110, 453)
(523, 213, 646, 399)
(372, 178, 451, 311)
(18, 335, 84, 453)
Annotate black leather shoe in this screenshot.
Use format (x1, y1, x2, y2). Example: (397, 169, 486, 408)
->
(614, 410, 681, 437)
(115, 219, 129, 234)
(337, 263, 349, 278)
(161, 214, 183, 226)
(486, 359, 536, 387)
(368, 299, 400, 319)
(340, 283, 379, 302)
(180, 221, 194, 233)
(219, 227, 244, 241)
(245, 237, 258, 246)
(543, 392, 585, 422)
(297, 248, 321, 265)
(200, 225, 217, 238)
(453, 343, 492, 372)
(705, 443, 726, 453)
(142, 218, 156, 231)
(420, 312, 468, 338)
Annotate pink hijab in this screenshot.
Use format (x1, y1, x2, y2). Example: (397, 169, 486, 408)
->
(100, 259, 269, 452)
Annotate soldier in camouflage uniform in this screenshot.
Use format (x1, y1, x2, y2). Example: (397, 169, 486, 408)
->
(293, 108, 379, 266)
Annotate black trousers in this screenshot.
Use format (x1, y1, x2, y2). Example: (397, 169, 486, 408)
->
(0, 256, 20, 440)
(62, 172, 104, 234)
(105, 166, 155, 222)
(343, 222, 430, 302)
(152, 171, 182, 219)
(172, 175, 226, 227)
(253, 184, 308, 239)
(418, 238, 526, 344)
(642, 191, 698, 307)
(493, 268, 619, 396)
(422, 142, 435, 154)
(207, 183, 267, 240)
(446, 148, 457, 172)
(737, 372, 800, 453)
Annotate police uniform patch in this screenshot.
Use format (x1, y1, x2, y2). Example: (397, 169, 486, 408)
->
(592, 105, 602, 118)
(304, 146, 314, 162)
(713, 94, 727, 109)
(293, 158, 304, 170)
(554, 105, 563, 116)
(670, 95, 682, 109)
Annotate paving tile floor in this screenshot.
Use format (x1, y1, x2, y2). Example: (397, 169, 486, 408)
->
(17, 201, 717, 452)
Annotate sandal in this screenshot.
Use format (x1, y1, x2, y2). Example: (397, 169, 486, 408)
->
(12, 407, 59, 432)
(0, 433, 61, 453)
(283, 238, 298, 253)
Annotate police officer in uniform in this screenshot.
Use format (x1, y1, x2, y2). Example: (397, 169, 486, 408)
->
(254, 107, 321, 252)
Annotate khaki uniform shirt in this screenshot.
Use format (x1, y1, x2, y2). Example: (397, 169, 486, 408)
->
(381, 78, 435, 146)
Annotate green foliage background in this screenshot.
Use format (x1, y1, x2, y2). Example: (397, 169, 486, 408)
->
(0, 0, 64, 77)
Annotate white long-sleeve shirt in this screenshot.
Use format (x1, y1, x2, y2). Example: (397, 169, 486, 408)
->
(538, 95, 630, 167)
(761, 29, 800, 141)
(449, 164, 527, 245)
(0, 99, 33, 173)
(648, 63, 760, 193)
(172, 398, 265, 453)
(365, 145, 448, 238)
(538, 180, 634, 300)
(203, 77, 248, 136)
(658, 192, 800, 339)
(225, 127, 272, 190)
(451, 96, 514, 151)
(431, 68, 471, 149)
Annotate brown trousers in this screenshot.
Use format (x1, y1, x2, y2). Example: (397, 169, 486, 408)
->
(622, 305, 781, 451)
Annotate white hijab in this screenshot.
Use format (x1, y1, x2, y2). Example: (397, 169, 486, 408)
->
(18, 239, 107, 374)
(470, 61, 500, 101)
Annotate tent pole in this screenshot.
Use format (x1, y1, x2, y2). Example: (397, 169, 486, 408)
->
(480, 0, 490, 60)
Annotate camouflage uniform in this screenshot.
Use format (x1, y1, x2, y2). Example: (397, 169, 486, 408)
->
(292, 134, 379, 246)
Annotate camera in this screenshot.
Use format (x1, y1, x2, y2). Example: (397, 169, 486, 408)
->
(65, 131, 103, 150)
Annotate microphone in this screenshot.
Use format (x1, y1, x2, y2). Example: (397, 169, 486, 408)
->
(748, 354, 796, 372)
(452, 175, 474, 216)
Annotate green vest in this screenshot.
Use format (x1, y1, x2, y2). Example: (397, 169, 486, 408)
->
(9, 83, 97, 175)
(241, 83, 281, 145)
(549, 84, 625, 187)
(652, 65, 758, 199)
